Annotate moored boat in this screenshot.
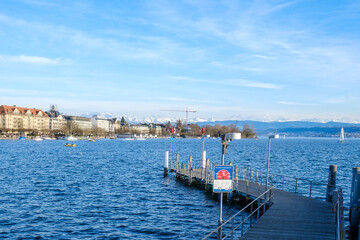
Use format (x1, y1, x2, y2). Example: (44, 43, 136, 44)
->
(66, 136, 78, 141)
(34, 136, 43, 141)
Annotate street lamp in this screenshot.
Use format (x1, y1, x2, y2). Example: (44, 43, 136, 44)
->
(264, 134, 279, 212)
(266, 134, 279, 190)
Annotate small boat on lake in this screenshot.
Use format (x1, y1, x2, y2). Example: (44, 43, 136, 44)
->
(338, 128, 345, 143)
(65, 143, 76, 147)
(66, 136, 78, 141)
(34, 136, 43, 141)
(19, 136, 26, 140)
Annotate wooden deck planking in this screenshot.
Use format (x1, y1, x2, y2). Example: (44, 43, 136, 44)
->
(242, 188, 336, 240)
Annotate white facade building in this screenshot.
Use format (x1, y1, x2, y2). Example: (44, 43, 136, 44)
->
(92, 115, 111, 132)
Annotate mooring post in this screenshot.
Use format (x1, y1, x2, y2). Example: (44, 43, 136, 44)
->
(256, 169, 259, 184)
(176, 153, 179, 172)
(164, 151, 169, 177)
(326, 165, 337, 202)
(350, 167, 360, 239)
(175, 153, 179, 178)
(235, 166, 239, 183)
(170, 153, 173, 172)
(201, 150, 206, 180)
(205, 158, 210, 191)
(188, 156, 193, 185)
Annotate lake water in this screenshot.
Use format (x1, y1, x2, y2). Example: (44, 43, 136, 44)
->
(0, 138, 358, 239)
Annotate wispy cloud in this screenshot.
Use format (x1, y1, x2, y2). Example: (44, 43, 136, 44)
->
(266, 1, 298, 14)
(277, 101, 315, 106)
(169, 76, 282, 89)
(253, 54, 275, 60)
(161, 97, 217, 104)
(322, 98, 346, 104)
(209, 61, 263, 72)
(0, 55, 72, 65)
(222, 79, 283, 89)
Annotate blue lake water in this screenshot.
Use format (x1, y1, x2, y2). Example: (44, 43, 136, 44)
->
(0, 138, 358, 239)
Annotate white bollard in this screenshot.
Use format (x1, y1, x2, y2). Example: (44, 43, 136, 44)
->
(164, 151, 169, 177)
(202, 151, 206, 169)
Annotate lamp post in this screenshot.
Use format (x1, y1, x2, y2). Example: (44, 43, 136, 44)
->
(218, 133, 231, 240)
(264, 134, 279, 212)
(170, 127, 174, 170)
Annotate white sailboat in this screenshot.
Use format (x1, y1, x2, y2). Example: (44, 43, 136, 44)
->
(338, 128, 345, 142)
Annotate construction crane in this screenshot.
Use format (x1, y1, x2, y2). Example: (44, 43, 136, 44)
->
(160, 107, 197, 128)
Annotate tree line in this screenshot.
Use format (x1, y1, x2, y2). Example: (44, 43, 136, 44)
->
(164, 120, 256, 138)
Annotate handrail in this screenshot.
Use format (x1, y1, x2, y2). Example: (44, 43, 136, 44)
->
(334, 188, 345, 240)
(239, 166, 327, 186)
(202, 186, 275, 240)
(238, 167, 327, 199)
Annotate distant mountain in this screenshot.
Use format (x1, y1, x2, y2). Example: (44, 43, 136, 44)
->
(197, 120, 360, 137)
(77, 112, 360, 137)
(79, 113, 212, 124)
(197, 120, 360, 130)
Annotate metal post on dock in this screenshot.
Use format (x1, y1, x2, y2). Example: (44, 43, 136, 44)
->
(164, 151, 169, 177)
(201, 150, 206, 180)
(170, 128, 173, 170)
(205, 158, 210, 191)
(175, 153, 179, 178)
(256, 169, 258, 184)
(188, 156, 193, 185)
(235, 166, 239, 182)
(202, 129, 206, 180)
(176, 153, 179, 171)
(326, 165, 337, 202)
(350, 167, 360, 239)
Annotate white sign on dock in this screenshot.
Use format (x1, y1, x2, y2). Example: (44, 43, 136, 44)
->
(213, 165, 233, 193)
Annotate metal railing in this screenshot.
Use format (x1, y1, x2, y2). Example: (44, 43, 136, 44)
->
(239, 167, 328, 200)
(202, 186, 275, 240)
(334, 188, 345, 240)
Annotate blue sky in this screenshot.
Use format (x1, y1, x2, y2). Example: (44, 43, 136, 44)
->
(0, 0, 360, 122)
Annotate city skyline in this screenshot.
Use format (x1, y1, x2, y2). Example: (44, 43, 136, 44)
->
(1, 1, 360, 122)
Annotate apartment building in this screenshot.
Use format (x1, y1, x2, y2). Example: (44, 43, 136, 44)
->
(0, 105, 49, 133)
(63, 115, 92, 131)
(46, 105, 66, 131)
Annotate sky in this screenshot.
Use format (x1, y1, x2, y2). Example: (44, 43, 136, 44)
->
(0, 0, 360, 122)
